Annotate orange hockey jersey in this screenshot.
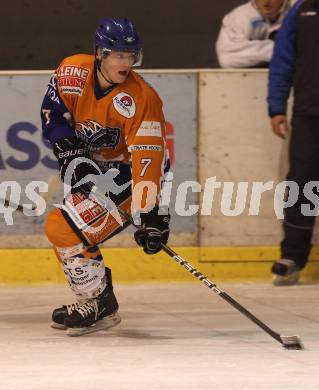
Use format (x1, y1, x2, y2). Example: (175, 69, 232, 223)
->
(42, 54, 170, 210)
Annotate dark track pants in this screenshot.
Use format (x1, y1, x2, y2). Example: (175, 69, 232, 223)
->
(281, 115, 319, 268)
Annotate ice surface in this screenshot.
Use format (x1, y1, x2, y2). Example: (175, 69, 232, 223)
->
(0, 283, 318, 390)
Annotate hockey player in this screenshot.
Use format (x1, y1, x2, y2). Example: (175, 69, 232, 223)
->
(41, 18, 170, 336)
(215, 0, 291, 68)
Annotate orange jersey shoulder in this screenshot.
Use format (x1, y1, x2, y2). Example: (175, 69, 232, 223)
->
(56, 54, 94, 97)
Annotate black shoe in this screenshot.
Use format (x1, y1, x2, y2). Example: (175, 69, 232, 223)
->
(271, 259, 300, 286)
(51, 303, 82, 329)
(64, 285, 119, 329)
(51, 267, 116, 329)
(64, 300, 99, 328)
(96, 283, 119, 319)
(63, 287, 120, 336)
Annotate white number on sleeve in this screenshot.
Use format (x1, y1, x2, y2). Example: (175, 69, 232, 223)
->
(140, 158, 152, 177)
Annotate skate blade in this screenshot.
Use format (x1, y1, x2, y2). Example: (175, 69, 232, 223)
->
(272, 271, 300, 286)
(51, 322, 67, 330)
(66, 313, 121, 337)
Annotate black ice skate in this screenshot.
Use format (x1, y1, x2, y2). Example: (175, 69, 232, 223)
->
(64, 283, 120, 337)
(51, 267, 119, 331)
(51, 302, 81, 330)
(271, 259, 301, 286)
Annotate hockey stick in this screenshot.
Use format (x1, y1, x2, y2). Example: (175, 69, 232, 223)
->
(108, 202, 303, 350)
(1, 197, 35, 212)
(0, 174, 61, 215)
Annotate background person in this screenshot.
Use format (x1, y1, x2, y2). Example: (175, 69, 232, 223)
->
(216, 0, 291, 68)
(268, 0, 319, 286)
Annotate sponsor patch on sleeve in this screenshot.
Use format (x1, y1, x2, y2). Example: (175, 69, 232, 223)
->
(57, 65, 89, 96)
(136, 121, 162, 137)
(113, 92, 136, 118)
(128, 145, 162, 152)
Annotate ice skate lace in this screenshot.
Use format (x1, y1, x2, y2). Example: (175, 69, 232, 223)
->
(66, 303, 81, 315)
(75, 300, 99, 319)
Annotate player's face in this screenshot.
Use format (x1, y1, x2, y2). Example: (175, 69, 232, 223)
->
(255, 0, 285, 20)
(101, 51, 136, 84)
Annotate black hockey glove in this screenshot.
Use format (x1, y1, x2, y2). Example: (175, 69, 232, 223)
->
(134, 207, 170, 255)
(53, 137, 99, 194)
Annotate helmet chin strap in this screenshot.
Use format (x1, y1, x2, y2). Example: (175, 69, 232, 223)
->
(96, 59, 116, 86)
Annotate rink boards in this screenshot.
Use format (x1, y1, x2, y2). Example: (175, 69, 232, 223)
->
(1, 246, 319, 284)
(0, 69, 319, 283)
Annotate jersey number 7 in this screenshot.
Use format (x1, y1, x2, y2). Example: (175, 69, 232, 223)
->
(140, 158, 152, 177)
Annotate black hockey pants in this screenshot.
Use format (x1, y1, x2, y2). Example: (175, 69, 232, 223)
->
(281, 115, 319, 268)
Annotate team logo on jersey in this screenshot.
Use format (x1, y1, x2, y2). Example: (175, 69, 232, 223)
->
(113, 92, 136, 118)
(57, 65, 89, 96)
(75, 120, 121, 150)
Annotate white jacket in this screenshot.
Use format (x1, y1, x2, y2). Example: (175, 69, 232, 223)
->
(215, 0, 291, 68)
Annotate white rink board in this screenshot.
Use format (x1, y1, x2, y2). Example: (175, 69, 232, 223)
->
(199, 70, 319, 246)
(1, 69, 318, 248)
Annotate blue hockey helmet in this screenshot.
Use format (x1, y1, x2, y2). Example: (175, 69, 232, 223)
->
(95, 18, 142, 66)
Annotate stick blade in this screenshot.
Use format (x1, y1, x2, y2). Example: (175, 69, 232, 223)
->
(281, 335, 304, 350)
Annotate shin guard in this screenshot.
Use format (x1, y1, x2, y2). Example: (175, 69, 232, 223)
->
(55, 243, 107, 300)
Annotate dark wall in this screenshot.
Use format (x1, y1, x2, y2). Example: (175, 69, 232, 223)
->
(1, 0, 242, 70)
